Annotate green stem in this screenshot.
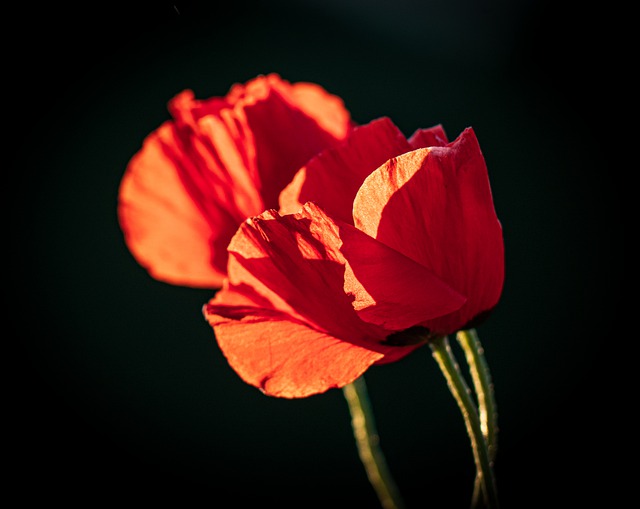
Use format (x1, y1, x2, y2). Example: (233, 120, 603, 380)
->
(430, 336, 499, 509)
(343, 377, 406, 509)
(456, 328, 498, 458)
(456, 328, 498, 507)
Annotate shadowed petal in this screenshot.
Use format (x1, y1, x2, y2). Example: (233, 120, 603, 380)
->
(216, 204, 460, 359)
(353, 128, 504, 333)
(118, 121, 234, 287)
(289, 81, 353, 140)
(239, 75, 352, 210)
(167, 89, 262, 221)
(279, 117, 411, 223)
(118, 74, 352, 289)
(339, 220, 466, 330)
(223, 206, 387, 343)
(225, 203, 465, 338)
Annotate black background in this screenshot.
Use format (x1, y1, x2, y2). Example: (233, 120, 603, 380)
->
(9, 1, 626, 507)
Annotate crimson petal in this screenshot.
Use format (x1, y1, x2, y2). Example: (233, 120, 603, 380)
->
(222, 206, 386, 343)
(339, 220, 466, 331)
(240, 76, 352, 210)
(408, 124, 449, 149)
(353, 128, 504, 334)
(279, 117, 412, 223)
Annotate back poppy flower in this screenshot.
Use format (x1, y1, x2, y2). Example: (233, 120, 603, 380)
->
(204, 119, 504, 398)
(117, 73, 352, 288)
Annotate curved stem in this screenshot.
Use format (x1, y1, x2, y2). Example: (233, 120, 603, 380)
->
(430, 336, 499, 509)
(456, 328, 498, 506)
(456, 328, 498, 458)
(343, 377, 406, 509)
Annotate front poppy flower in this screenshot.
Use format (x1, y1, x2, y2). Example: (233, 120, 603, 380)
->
(117, 73, 352, 288)
(204, 119, 504, 398)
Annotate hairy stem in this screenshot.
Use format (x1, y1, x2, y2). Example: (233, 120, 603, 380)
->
(456, 328, 498, 507)
(430, 336, 499, 508)
(343, 377, 406, 509)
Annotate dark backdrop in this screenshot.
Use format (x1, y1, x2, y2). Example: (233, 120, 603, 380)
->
(9, 1, 625, 507)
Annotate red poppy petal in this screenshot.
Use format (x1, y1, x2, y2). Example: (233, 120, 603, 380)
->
(118, 75, 351, 289)
(168, 90, 264, 221)
(117, 122, 233, 288)
(224, 202, 463, 344)
(224, 207, 388, 343)
(353, 128, 504, 333)
(290, 80, 352, 140)
(204, 299, 385, 398)
(239, 75, 352, 210)
(339, 220, 466, 330)
(408, 124, 449, 149)
(224, 74, 350, 142)
(279, 117, 412, 223)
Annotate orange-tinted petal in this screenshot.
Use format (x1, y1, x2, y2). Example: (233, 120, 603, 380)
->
(204, 298, 385, 398)
(223, 202, 459, 348)
(119, 75, 352, 288)
(290, 80, 353, 140)
(223, 206, 387, 343)
(202, 202, 451, 396)
(353, 128, 504, 334)
(118, 121, 235, 288)
(235, 74, 352, 210)
(278, 117, 412, 222)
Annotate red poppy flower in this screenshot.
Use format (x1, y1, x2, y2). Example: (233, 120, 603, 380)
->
(117, 74, 352, 288)
(204, 119, 504, 398)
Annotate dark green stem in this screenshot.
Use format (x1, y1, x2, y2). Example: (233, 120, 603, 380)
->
(343, 377, 406, 509)
(456, 328, 498, 507)
(430, 336, 499, 509)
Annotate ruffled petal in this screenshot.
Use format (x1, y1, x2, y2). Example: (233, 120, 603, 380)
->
(168, 90, 264, 221)
(279, 117, 412, 223)
(238, 74, 352, 210)
(204, 296, 385, 398)
(119, 74, 352, 289)
(223, 206, 388, 343)
(223, 201, 454, 349)
(117, 121, 234, 288)
(353, 128, 504, 333)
